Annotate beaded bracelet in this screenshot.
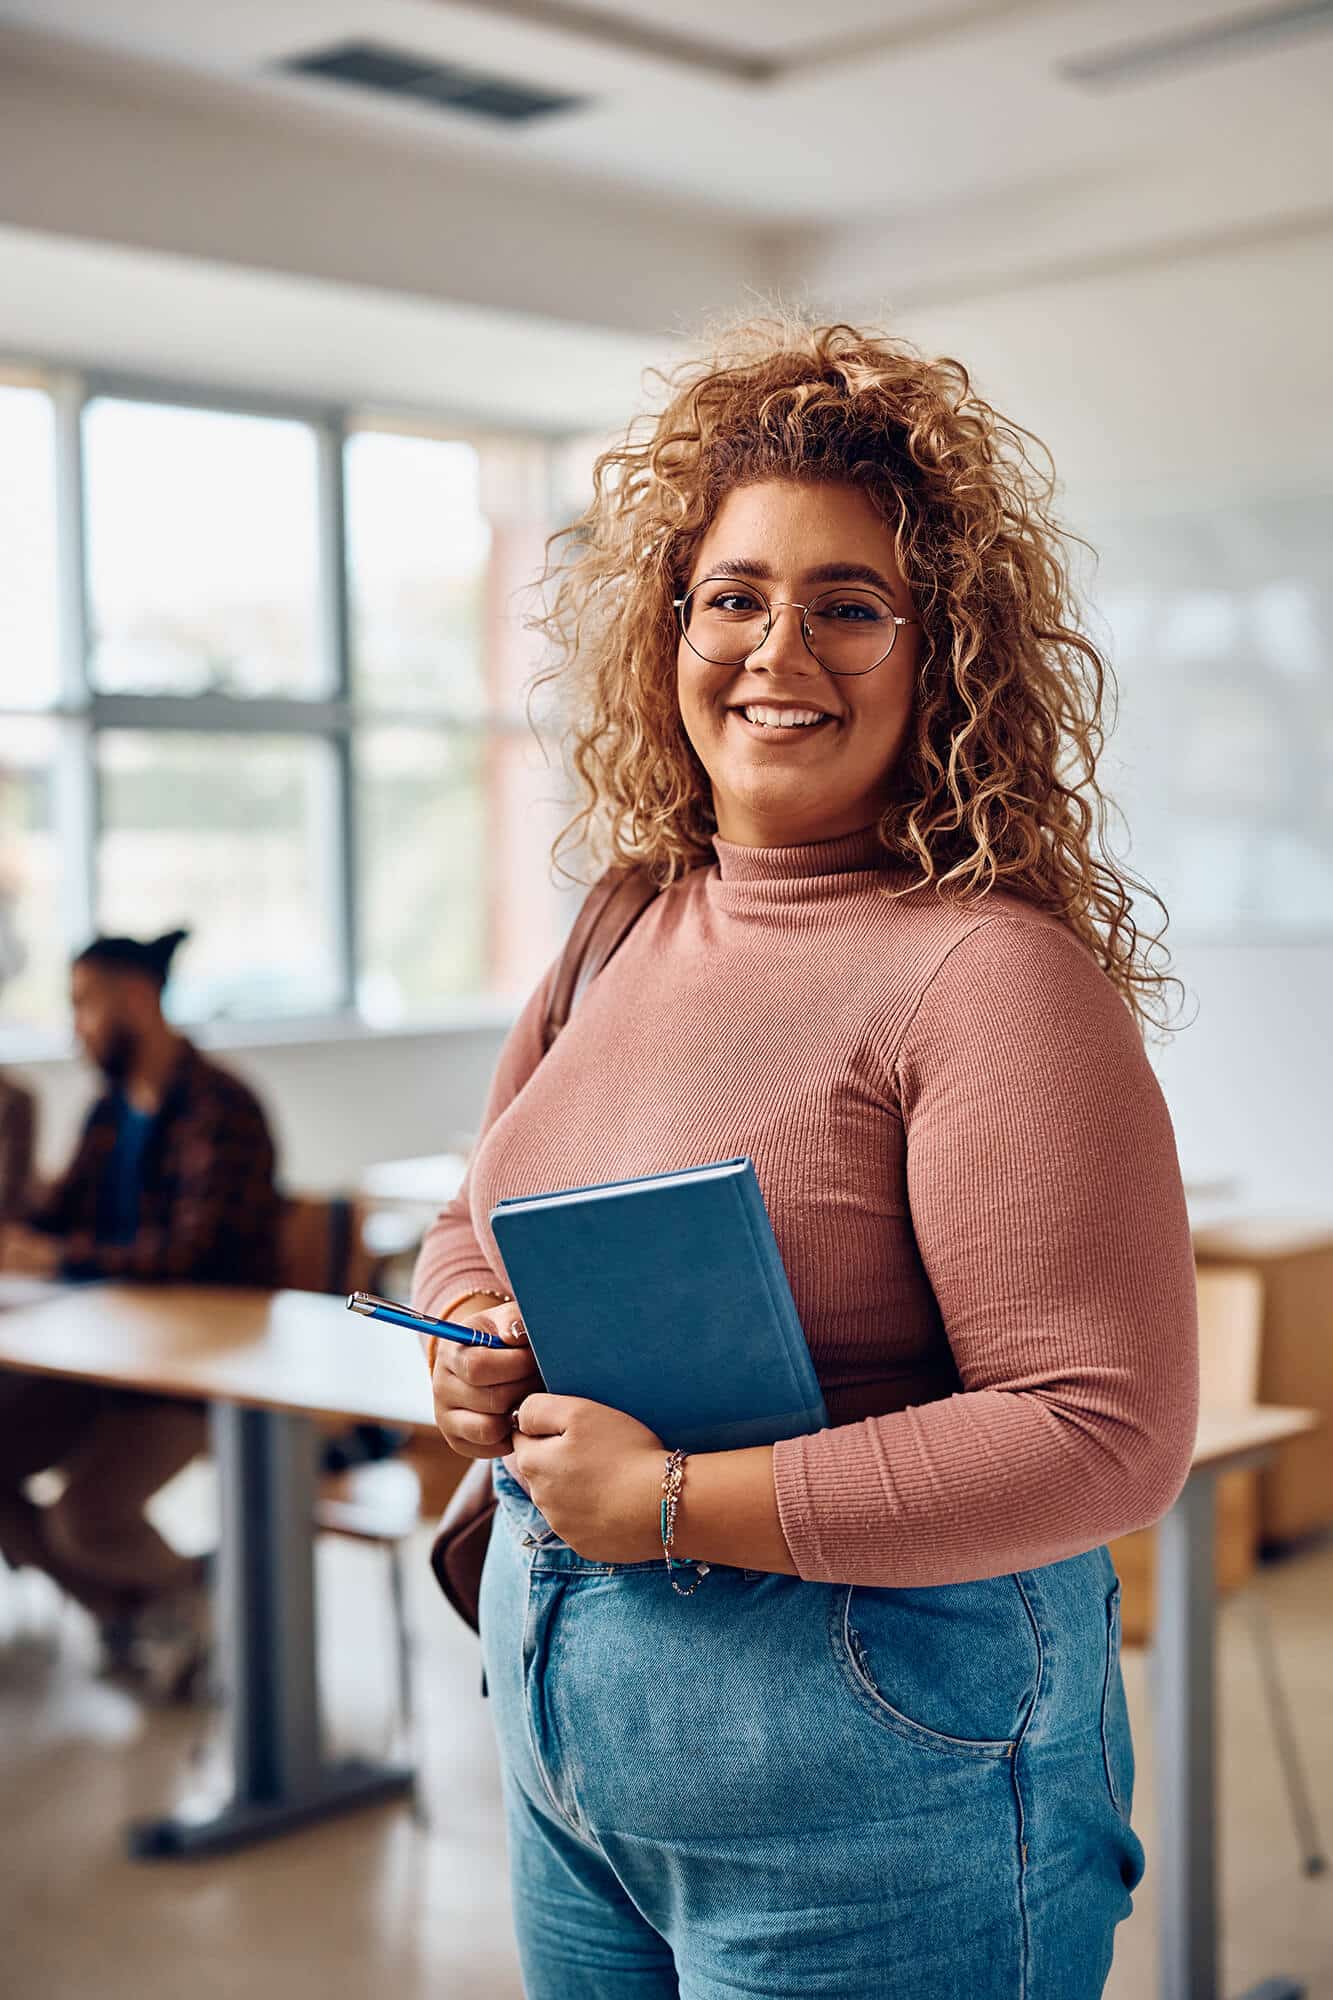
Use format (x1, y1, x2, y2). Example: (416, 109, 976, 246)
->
(660, 1448, 710, 1596)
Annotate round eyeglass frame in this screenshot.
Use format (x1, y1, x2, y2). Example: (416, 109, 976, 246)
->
(673, 576, 917, 677)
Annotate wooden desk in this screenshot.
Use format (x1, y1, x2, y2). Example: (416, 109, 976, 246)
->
(1156, 1404, 1320, 2000)
(0, 1274, 65, 1312)
(0, 1283, 435, 1430)
(0, 1283, 436, 1858)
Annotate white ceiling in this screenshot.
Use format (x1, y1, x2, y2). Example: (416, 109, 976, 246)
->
(0, 0, 1331, 380)
(3, 0, 1331, 237)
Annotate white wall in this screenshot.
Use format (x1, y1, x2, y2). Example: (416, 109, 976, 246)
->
(11, 1017, 513, 1196)
(887, 227, 1333, 1215)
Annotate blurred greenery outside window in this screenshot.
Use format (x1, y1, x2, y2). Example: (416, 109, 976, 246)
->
(0, 369, 580, 1051)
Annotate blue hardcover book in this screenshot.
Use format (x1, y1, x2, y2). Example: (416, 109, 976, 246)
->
(489, 1156, 828, 1454)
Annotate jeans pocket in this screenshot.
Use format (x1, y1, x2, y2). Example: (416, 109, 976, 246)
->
(832, 1576, 1039, 1757)
(1100, 1578, 1134, 1818)
(491, 1459, 557, 1548)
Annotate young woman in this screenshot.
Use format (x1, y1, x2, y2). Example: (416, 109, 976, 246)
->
(413, 320, 1198, 1999)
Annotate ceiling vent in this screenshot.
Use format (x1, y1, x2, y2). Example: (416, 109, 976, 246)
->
(279, 39, 588, 125)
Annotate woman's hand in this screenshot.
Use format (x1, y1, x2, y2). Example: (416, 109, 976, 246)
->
(511, 1394, 666, 1564)
(425, 1296, 542, 1460)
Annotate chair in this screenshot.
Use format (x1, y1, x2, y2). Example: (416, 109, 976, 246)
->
(277, 1191, 433, 1762)
(313, 1456, 422, 1754)
(1195, 1218, 1333, 1547)
(277, 1191, 380, 1297)
(1110, 1265, 1327, 1875)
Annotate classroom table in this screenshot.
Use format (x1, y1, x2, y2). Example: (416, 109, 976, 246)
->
(1155, 1404, 1319, 2000)
(355, 1151, 469, 1267)
(0, 1280, 1320, 1993)
(0, 1282, 436, 1858)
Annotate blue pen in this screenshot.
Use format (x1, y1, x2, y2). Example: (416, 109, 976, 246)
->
(346, 1290, 512, 1349)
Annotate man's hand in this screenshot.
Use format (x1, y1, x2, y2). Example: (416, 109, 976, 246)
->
(0, 1224, 61, 1277)
(511, 1394, 665, 1564)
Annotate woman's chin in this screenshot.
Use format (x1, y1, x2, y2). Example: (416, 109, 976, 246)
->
(713, 783, 852, 844)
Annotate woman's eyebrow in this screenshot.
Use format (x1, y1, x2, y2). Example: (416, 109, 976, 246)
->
(704, 556, 900, 603)
(803, 560, 901, 602)
(706, 558, 776, 581)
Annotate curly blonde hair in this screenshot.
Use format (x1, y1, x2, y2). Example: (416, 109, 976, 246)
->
(531, 316, 1176, 1032)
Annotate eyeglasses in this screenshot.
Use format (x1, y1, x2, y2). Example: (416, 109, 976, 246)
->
(674, 576, 916, 677)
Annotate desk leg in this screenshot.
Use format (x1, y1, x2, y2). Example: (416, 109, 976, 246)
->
(128, 1402, 413, 1858)
(1155, 1469, 1304, 2000)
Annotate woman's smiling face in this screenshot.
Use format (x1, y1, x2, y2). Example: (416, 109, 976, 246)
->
(675, 479, 920, 847)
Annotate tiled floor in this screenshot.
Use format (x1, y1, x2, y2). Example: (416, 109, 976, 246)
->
(2, 1498, 1330, 1999)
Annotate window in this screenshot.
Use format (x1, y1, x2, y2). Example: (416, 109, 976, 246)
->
(97, 732, 343, 1021)
(83, 399, 327, 699)
(0, 717, 65, 1033)
(0, 382, 62, 713)
(345, 423, 570, 1021)
(0, 366, 577, 1051)
(344, 429, 491, 715)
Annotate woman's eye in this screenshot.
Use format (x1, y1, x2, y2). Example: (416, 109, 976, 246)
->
(820, 597, 886, 623)
(709, 591, 763, 615)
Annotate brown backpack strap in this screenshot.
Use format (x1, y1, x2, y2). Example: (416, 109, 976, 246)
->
(542, 863, 661, 1053)
(430, 858, 662, 1639)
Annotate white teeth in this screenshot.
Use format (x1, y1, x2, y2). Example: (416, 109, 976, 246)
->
(738, 705, 829, 729)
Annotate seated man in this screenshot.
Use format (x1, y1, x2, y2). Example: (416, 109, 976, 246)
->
(0, 927, 283, 1691)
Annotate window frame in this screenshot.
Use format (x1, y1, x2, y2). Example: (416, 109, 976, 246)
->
(0, 361, 572, 1059)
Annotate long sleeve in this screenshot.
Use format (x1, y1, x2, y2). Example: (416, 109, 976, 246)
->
(410, 954, 561, 1317)
(772, 913, 1199, 1587)
(0, 1078, 37, 1224)
(22, 1113, 95, 1239)
(56, 1093, 279, 1285)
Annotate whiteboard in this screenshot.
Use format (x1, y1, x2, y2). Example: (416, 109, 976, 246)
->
(1076, 494, 1333, 940)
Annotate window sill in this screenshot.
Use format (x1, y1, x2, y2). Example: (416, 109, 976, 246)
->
(0, 999, 524, 1069)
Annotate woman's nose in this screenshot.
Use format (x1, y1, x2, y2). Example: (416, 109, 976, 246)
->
(745, 601, 819, 674)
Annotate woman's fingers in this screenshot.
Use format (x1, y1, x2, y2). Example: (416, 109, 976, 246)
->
(431, 1333, 539, 1420)
(453, 1338, 535, 1391)
(423, 1297, 536, 1451)
(439, 1362, 540, 1419)
(439, 1405, 517, 1457)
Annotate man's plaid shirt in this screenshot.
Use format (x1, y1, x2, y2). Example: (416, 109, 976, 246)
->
(25, 1038, 281, 1287)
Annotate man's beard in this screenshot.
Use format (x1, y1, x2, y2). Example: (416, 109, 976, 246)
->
(97, 1025, 138, 1085)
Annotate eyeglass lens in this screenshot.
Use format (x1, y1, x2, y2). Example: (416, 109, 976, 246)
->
(678, 579, 896, 675)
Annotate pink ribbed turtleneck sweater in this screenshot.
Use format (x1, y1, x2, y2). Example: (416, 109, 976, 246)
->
(412, 823, 1198, 1586)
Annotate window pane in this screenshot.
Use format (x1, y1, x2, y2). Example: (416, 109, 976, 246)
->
(0, 385, 61, 710)
(0, 717, 66, 1035)
(355, 726, 576, 1022)
(486, 732, 579, 1000)
(97, 732, 342, 1021)
(83, 400, 325, 698)
(354, 728, 487, 1020)
(345, 432, 491, 714)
